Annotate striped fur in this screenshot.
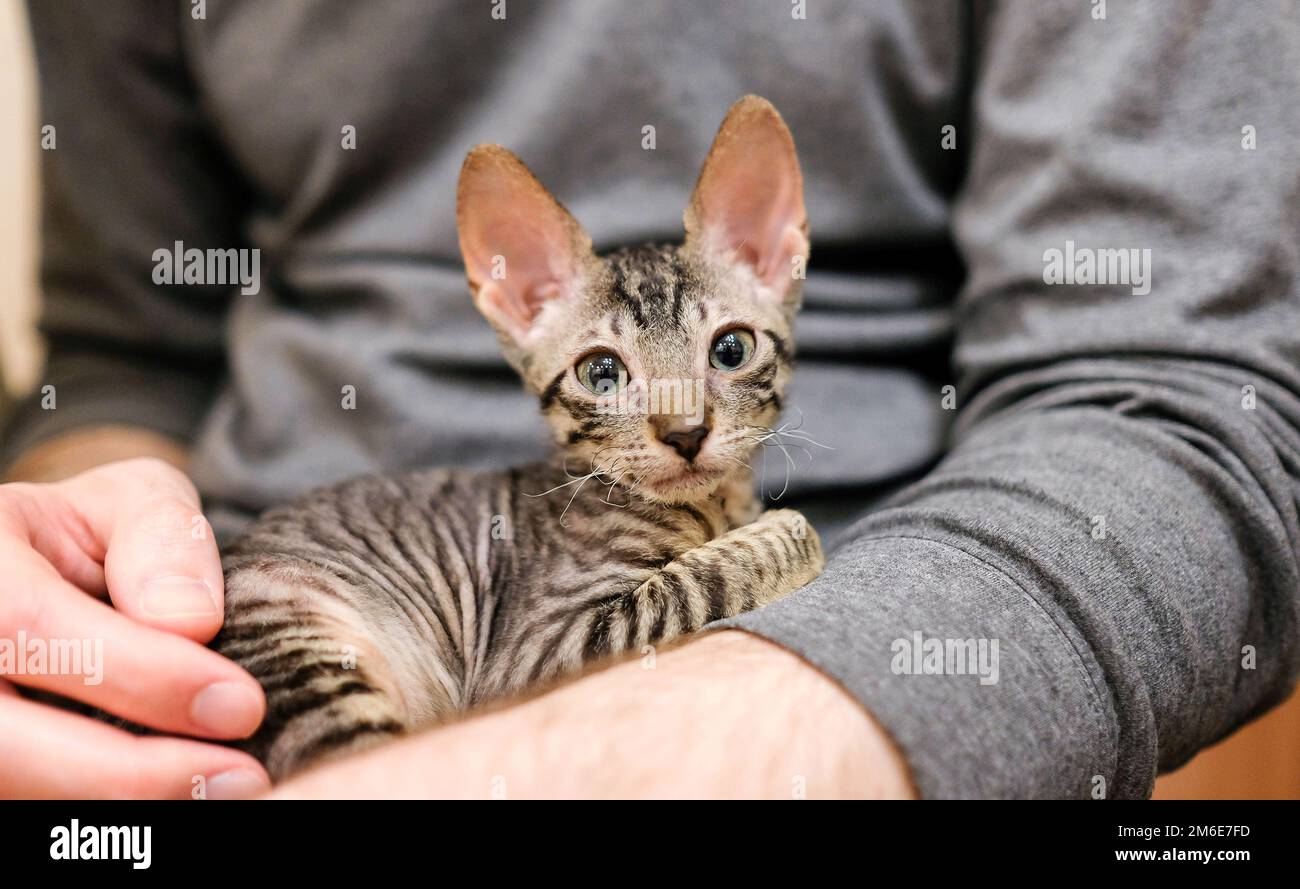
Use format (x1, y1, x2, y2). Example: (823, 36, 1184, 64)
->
(216, 97, 824, 779)
(216, 464, 821, 778)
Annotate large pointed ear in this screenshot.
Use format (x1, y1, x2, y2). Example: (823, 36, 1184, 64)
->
(457, 145, 596, 348)
(683, 96, 808, 300)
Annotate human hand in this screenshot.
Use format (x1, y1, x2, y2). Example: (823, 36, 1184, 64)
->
(0, 457, 269, 798)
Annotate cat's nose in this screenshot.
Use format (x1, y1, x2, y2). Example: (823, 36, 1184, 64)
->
(660, 426, 710, 462)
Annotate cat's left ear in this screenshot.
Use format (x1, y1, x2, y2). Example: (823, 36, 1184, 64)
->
(457, 145, 597, 348)
(683, 96, 809, 303)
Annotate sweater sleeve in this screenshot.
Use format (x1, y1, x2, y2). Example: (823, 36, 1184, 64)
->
(719, 0, 1300, 798)
(1, 0, 249, 468)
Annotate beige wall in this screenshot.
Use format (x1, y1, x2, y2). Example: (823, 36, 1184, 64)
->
(0, 0, 40, 397)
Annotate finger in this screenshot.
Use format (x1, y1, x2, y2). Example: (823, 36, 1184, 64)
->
(61, 459, 226, 642)
(106, 493, 226, 642)
(0, 693, 270, 799)
(0, 482, 109, 598)
(0, 541, 264, 738)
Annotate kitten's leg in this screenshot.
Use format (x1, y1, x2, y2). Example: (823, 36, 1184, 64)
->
(214, 563, 454, 781)
(589, 508, 824, 656)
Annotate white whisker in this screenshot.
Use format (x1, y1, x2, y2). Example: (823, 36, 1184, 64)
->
(526, 448, 637, 523)
(740, 414, 835, 500)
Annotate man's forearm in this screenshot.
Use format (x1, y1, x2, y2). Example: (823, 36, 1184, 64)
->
(270, 630, 916, 799)
(4, 426, 189, 483)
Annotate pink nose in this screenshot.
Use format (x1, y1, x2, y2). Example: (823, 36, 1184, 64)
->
(660, 427, 709, 462)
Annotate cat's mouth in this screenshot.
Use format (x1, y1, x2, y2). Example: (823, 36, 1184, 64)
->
(637, 460, 727, 501)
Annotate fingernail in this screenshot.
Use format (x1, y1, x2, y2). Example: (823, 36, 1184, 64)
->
(190, 681, 264, 736)
(207, 768, 271, 800)
(140, 576, 218, 619)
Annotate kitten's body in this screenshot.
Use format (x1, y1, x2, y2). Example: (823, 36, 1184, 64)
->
(218, 461, 817, 777)
(217, 98, 825, 780)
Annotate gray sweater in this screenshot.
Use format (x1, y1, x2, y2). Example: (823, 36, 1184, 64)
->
(8, 0, 1300, 798)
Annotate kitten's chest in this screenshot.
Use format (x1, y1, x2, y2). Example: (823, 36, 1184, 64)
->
(498, 466, 740, 596)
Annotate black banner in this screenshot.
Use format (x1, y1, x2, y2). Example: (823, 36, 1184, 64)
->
(0, 801, 1287, 873)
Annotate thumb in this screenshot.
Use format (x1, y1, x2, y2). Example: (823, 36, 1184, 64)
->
(64, 458, 227, 642)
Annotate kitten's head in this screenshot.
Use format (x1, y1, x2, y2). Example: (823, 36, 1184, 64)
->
(457, 96, 808, 505)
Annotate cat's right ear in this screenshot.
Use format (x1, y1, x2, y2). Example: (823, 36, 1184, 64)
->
(457, 145, 596, 348)
(683, 96, 808, 305)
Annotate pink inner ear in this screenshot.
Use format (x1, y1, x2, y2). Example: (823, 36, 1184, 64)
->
(697, 154, 806, 288)
(471, 220, 569, 317)
(687, 100, 808, 293)
(467, 248, 569, 345)
(706, 172, 801, 282)
(475, 280, 548, 345)
(457, 146, 592, 344)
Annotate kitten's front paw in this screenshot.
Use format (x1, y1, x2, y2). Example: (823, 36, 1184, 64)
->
(755, 508, 825, 600)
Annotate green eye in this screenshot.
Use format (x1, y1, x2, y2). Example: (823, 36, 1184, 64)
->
(576, 352, 627, 394)
(709, 329, 755, 371)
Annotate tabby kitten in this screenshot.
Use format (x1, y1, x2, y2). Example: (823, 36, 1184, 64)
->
(215, 96, 824, 780)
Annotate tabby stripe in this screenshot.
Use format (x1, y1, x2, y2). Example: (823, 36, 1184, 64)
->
(392, 523, 460, 654)
(735, 359, 778, 392)
(338, 504, 429, 606)
(697, 562, 730, 618)
(427, 508, 479, 673)
(659, 571, 693, 633)
(618, 592, 641, 652)
(222, 599, 299, 621)
(647, 589, 670, 641)
(521, 599, 594, 683)
(258, 661, 352, 696)
(675, 504, 714, 538)
(215, 618, 310, 644)
(556, 393, 598, 420)
(582, 594, 623, 660)
(217, 633, 331, 658)
(290, 718, 405, 765)
(297, 517, 405, 603)
(235, 643, 339, 674)
(264, 681, 381, 730)
(539, 370, 566, 409)
(625, 297, 646, 328)
(764, 329, 792, 363)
